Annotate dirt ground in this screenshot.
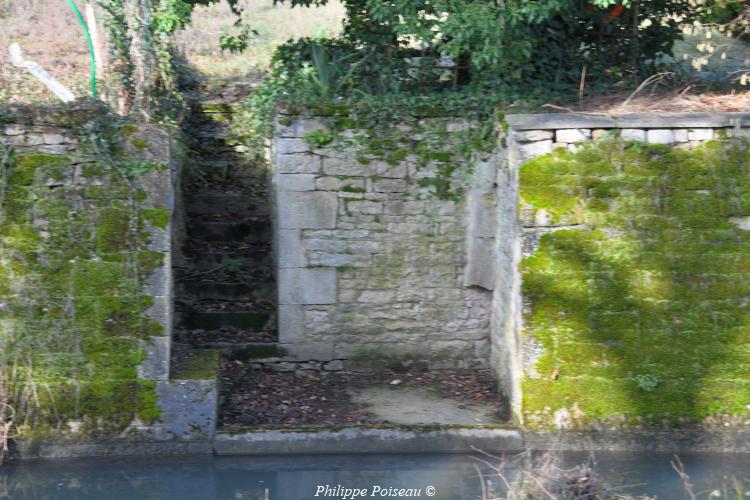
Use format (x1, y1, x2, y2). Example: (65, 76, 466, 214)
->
(220, 365, 507, 427)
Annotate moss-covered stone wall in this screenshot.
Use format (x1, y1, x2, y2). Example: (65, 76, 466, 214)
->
(517, 131, 750, 430)
(0, 102, 185, 445)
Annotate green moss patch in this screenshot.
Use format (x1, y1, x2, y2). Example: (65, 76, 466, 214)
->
(171, 349, 220, 380)
(520, 138, 750, 429)
(0, 146, 166, 438)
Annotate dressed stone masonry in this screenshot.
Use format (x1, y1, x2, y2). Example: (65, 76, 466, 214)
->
(273, 111, 750, 433)
(273, 116, 494, 370)
(0, 102, 217, 458)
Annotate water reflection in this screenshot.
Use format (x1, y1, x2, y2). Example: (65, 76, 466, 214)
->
(0, 452, 747, 499)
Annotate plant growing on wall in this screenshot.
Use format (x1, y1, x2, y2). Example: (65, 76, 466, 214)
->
(0, 120, 165, 453)
(520, 137, 750, 428)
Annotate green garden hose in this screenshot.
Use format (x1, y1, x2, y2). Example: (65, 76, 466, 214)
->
(65, 0, 97, 98)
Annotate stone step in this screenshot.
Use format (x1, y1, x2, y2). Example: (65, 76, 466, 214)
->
(196, 157, 266, 172)
(194, 128, 251, 141)
(185, 192, 269, 218)
(170, 347, 220, 380)
(187, 219, 271, 243)
(175, 281, 275, 301)
(190, 172, 267, 186)
(183, 251, 271, 272)
(179, 311, 273, 331)
(194, 101, 242, 114)
(172, 341, 281, 358)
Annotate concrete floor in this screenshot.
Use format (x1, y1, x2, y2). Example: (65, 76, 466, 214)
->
(349, 386, 502, 425)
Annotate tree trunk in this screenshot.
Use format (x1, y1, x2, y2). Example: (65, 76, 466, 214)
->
(123, 0, 159, 120)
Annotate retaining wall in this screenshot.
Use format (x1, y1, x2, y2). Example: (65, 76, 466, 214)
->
(497, 113, 750, 426)
(0, 102, 217, 458)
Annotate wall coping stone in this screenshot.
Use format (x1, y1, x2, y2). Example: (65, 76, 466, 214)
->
(0, 99, 112, 128)
(507, 112, 750, 130)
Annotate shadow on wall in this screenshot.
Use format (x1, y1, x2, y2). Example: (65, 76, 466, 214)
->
(519, 137, 750, 428)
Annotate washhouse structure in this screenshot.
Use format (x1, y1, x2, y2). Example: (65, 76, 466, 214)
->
(2, 99, 750, 456)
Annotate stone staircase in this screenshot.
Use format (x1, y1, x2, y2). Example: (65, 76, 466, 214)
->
(173, 79, 278, 362)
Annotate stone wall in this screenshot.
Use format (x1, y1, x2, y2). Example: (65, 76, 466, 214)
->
(272, 116, 494, 370)
(0, 102, 216, 457)
(272, 111, 750, 434)
(497, 113, 750, 426)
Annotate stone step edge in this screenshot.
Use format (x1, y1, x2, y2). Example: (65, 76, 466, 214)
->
(213, 427, 750, 455)
(214, 427, 523, 455)
(13, 427, 750, 460)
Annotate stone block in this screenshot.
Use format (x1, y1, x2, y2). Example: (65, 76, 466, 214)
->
(517, 140, 553, 163)
(145, 295, 171, 330)
(514, 130, 554, 142)
(646, 129, 676, 144)
(592, 129, 609, 140)
(282, 342, 335, 361)
(278, 173, 316, 191)
(279, 304, 306, 343)
(373, 179, 408, 193)
(43, 133, 66, 145)
(279, 267, 337, 304)
(323, 360, 344, 371)
(308, 252, 367, 267)
(555, 128, 591, 143)
(688, 128, 714, 141)
(146, 224, 170, 252)
(276, 138, 310, 154)
(156, 380, 217, 440)
(138, 336, 170, 380)
(278, 191, 337, 229)
(372, 161, 408, 178)
(3, 124, 24, 136)
(144, 255, 170, 297)
(277, 229, 306, 268)
(276, 118, 327, 138)
(277, 153, 321, 174)
(38, 144, 70, 155)
(728, 128, 750, 138)
(357, 290, 395, 303)
(322, 157, 372, 176)
(347, 200, 382, 214)
(316, 177, 343, 190)
(384, 200, 423, 216)
(618, 129, 645, 142)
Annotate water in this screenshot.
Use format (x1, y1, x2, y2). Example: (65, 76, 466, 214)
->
(0, 452, 748, 499)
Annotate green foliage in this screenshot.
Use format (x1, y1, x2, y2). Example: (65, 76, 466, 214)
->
(152, 0, 194, 34)
(633, 374, 662, 393)
(521, 138, 750, 429)
(277, 0, 700, 94)
(219, 21, 257, 54)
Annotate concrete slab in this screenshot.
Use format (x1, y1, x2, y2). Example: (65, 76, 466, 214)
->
(350, 386, 502, 425)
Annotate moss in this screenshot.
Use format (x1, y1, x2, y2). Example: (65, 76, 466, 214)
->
(0, 141, 163, 439)
(341, 185, 366, 193)
(121, 123, 140, 136)
(171, 349, 220, 380)
(14, 153, 70, 184)
(304, 129, 335, 148)
(520, 138, 750, 429)
(140, 208, 170, 230)
(130, 138, 148, 151)
(96, 208, 133, 253)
